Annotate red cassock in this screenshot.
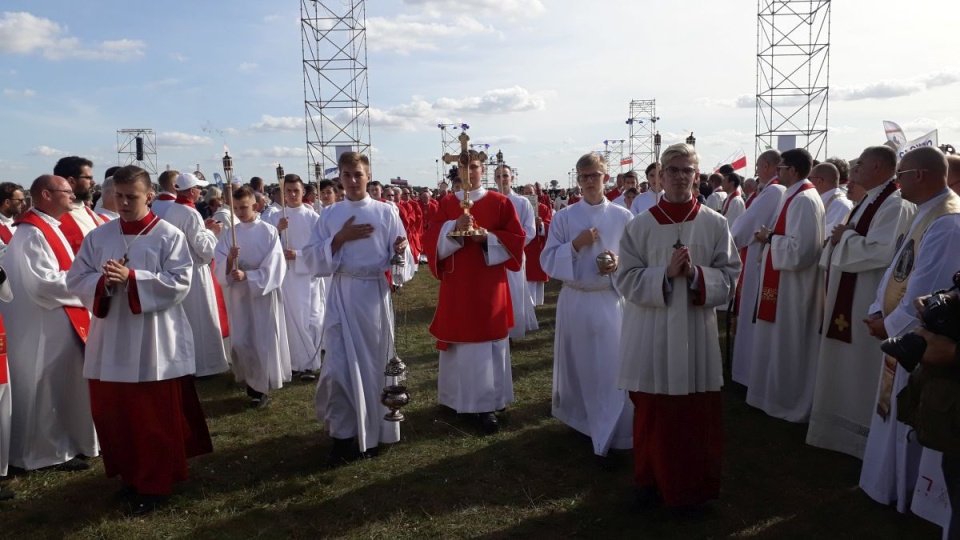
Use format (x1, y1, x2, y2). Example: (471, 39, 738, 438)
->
(524, 202, 552, 282)
(419, 199, 438, 233)
(404, 200, 424, 259)
(396, 202, 419, 259)
(424, 192, 526, 345)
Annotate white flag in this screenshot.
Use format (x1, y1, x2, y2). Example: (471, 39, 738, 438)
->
(883, 121, 907, 148)
(896, 129, 939, 160)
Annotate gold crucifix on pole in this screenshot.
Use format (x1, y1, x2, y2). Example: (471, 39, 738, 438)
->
(443, 131, 487, 237)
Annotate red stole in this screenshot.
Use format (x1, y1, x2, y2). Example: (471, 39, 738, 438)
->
(157, 192, 177, 201)
(0, 314, 7, 384)
(756, 182, 815, 322)
(735, 180, 779, 313)
(14, 210, 91, 342)
(722, 190, 741, 214)
(175, 194, 196, 209)
(0, 224, 12, 244)
(824, 180, 899, 342)
(59, 206, 101, 255)
(98, 214, 113, 222)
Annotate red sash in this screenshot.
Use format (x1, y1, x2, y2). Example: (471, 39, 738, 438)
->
(58, 206, 101, 255)
(722, 190, 740, 215)
(0, 224, 12, 244)
(175, 194, 196, 209)
(0, 314, 7, 384)
(209, 259, 230, 338)
(824, 180, 899, 342)
(97, 214, 113, 222)
(14, 210, 91, 342)
(756, 182, 815, 322)
(734, 180, 777, 314)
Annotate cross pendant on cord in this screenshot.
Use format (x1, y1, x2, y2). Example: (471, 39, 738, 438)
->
(673, 225, 684, 249)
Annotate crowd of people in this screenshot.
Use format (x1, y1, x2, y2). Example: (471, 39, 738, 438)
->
(1, 141, 959, 536)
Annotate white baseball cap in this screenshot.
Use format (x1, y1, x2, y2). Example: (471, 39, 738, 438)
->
(175, 172, 208, 190)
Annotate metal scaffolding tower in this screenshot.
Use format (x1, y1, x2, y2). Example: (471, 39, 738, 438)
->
(301, 0, 371, 178)
(755, 0, 831, 160)
(603, 139, 626, 176)
(437, 123, 469, 184)
(626, 99, 658, 171)
(116, 129, 157, 174)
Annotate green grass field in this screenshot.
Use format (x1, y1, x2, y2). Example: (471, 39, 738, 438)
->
(0, 272, 940, 539)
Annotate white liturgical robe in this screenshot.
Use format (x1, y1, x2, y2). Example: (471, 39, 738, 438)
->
(264, 204, 325, 372)
(505, 192, 538, 339)
(541, 199, 635, 455)
(807, 180, 914, 458)
(630, 190, 662, 215)
(214, 219, 291, 395)
(821, 188, 854, 236)
(0, 280, 12, 477)
(301, 195, 410, 452)
(0, 209, 98, 470)
(616, 203, 741, 395)
(162, 202, 228, 376)
(746, 181, 825, 422)
(67, 216, 197, 382)
(729, 179, 786, 385)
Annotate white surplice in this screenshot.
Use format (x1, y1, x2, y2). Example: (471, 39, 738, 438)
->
(630, 190, 662, 215)
(505, 192, 538, 339)
(746, 181, 824, 422)
(214, 219, 291, 395)
(0, 210, 98, 470)
(705, 190, 727, 212)
(821, 188, 854, 234)
(722, 194, 746, 230)
(541, 199, 634, 455)
(161, 203, 228, 376)
(807, 180, 915, 458)
(860, 189, 960, 515)
(729, 179, 786, 385)
(150, 193, 177, 219)
(616, 205, 741, 395)
(67, 218, 197, 382)
(301, 195, 409, 451)
(263, 205, 325, 372)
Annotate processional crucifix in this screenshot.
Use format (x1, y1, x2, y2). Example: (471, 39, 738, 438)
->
(443, 131, 487, 237)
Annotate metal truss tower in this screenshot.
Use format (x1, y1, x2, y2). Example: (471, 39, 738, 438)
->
(116, 129, 157, 174)
(626, 99, 658, 171)
(755, 0, 830, 160)
(437, 123, 469, 183)
(301, 0, 371, 178)
(603, 139, 626, 176)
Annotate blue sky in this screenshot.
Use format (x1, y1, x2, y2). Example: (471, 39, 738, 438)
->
(1, 0, 958, 189)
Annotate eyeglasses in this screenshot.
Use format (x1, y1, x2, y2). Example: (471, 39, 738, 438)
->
(664, 166, 697, 178)
(578, 173, 603, 182)
(8, 198, 24, 204)
(896, 169, 927, 180)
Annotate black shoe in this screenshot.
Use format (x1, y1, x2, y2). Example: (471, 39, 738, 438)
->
(56, 457, 91, 472)
(299, 371, 317, 382)
(325, 437, 362, 468)
(0, 488, 14, 501)
(251, 394, 271, 409)
(114, 483, 137, 501)
(634, 486, 662, 510)
(362, 446, 380, 459)
(128, 494, 169, 516)
(478, 412, 500, 434)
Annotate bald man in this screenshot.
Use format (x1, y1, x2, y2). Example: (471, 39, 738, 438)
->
(810, 162, 853, 234)
(860, 147, 960, 521)
(947, 154, 960, 196)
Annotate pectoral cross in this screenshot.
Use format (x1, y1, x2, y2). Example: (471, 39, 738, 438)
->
(673, 238, 684, 250)
(834, 314, 850, 332)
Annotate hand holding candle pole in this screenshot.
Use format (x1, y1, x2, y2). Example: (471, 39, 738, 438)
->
(222, 147, 237, 271)
(276, 163, 289, 249)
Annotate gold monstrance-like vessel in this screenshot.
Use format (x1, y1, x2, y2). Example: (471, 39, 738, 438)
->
(444, 131, 487, 237)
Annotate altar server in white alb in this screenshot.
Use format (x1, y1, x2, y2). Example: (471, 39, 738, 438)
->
(67, 166, 212, 515)
(729, 150, 785, 386)
(541, 152, 634, 458)
(215, 186, 291, 409)
(0, 277, 13, 501)
(616, 143, 741, 508)
(0, 174, 98, 472)
(494, 164, 538, 339)
(807, 146, 914, 459)
(302, 152, 410, 466)
(263, 174, 325, 381)
(162, 172, 228, 377)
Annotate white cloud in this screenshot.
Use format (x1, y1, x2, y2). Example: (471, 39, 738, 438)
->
(29, 145, 64, 156)
(157, 131, 213, 147)
(901, 117, 960, 132)
(402, 0, 546, 19)
(367, 87, 548, 131)
(3, 88, 35, 98)
(170, 53, 188, 62)
(239, 62, 258, 71)
(237, 146, 308, 159)
(483, 134, 523, 145)
(249, 115, 302, 132)
(436, 86, 546, 114)
(368, 15, 494, 54)
(0, 12, 145, 61)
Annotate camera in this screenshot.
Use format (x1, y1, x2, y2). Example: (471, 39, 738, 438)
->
(881, 271, 960, 372)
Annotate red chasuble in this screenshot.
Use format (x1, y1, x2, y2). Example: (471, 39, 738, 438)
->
(524, 202, 552, 282)
(14, 209, 91, 342)
(58, 206, 101, 255)
(425, 191, 526, 346)
(756, 182, 815, 322)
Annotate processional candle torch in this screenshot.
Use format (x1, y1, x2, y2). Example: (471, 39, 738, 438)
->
(314, 162, 322, 209)
(222, 147, 238, 271)
(276, 163, 289, 249)
(381, 288, 410, 422)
